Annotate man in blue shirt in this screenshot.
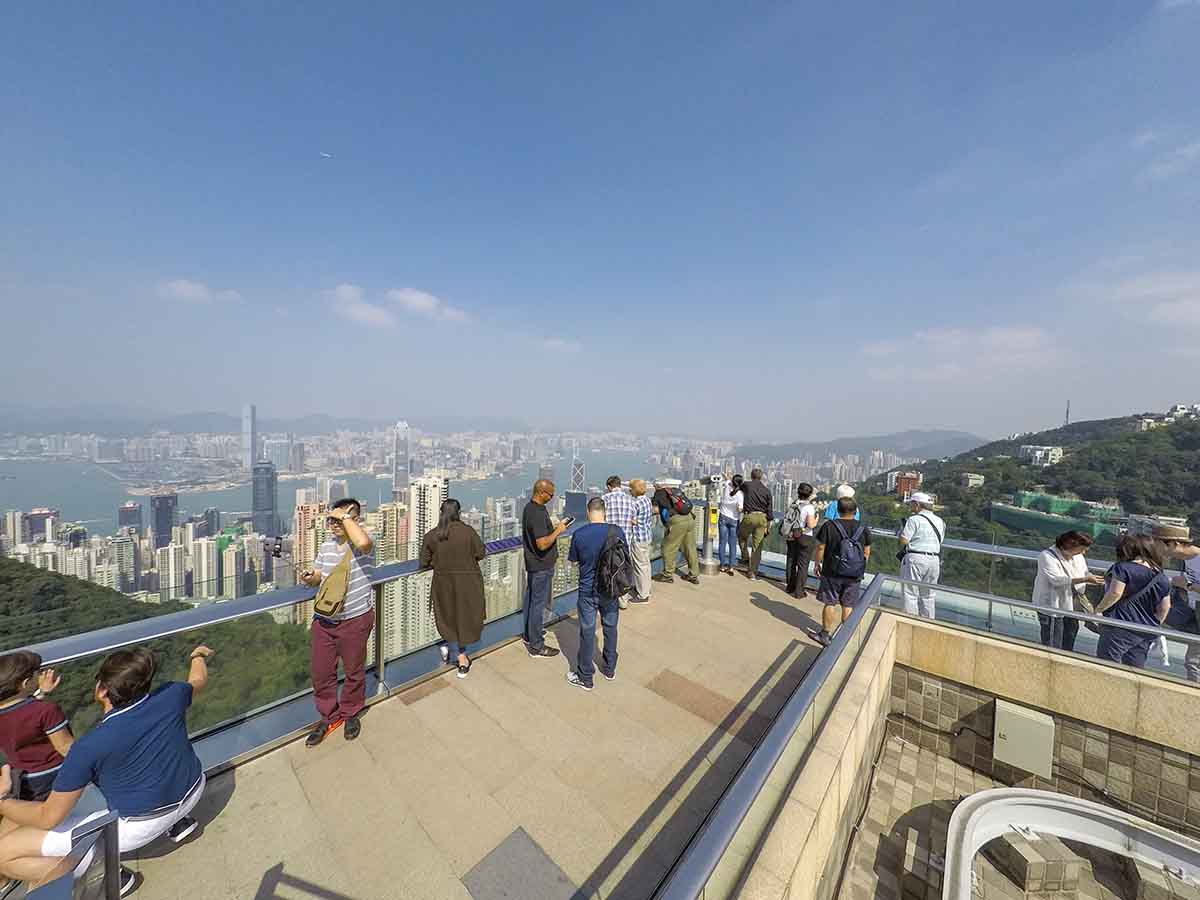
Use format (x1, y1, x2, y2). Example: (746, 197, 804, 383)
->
(566, 497, 626, 691)
(0, 644, 214, 896)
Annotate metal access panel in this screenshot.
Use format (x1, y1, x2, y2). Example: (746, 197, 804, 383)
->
(993, 699, 1054, 780)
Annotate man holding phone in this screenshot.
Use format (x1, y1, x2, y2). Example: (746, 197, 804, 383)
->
(299, 497, 375, 747)
(521, 480, 569, 659)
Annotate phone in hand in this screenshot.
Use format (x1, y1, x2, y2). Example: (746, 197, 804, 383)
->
(561, 516, 576, 529)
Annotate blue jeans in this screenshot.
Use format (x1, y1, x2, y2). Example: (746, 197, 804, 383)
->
(524, 568, 553, 651)
(577, 587, 619, 687)
(1096, 624, 1151, 668)
(446, 640, 474, 660)
(718, 516, 739, 568)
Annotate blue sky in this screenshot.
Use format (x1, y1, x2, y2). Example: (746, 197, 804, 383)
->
(3, 1, 1199, 439)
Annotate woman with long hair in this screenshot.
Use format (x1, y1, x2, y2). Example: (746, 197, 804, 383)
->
(1094, 533, 1172, 669)
(419, 499, 487, 677)
(717, 474, 744, 575)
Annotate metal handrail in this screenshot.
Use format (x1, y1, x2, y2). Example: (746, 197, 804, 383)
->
(878, 573, 1200, 645)
(653, 574, 887, 900)
(867, 527, 1113, 573)
(23, 529, 576, 667)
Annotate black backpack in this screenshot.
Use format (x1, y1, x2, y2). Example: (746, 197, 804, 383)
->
(831, 519, 868, 579)
(667, 489, 694, 517)
(596, 525, 635, 599)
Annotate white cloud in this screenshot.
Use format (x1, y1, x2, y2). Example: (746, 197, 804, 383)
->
(157, 278, 241, 303)
(541, 337, 582, 353)
(386, 288, 472, 323)
(328, 283, 396, 327)
(862, 324, 1057, 382)
(1138, 139, 1200, 183)
(1068, 266, 1200, 329)
(1160, 0, 1200, 9)
(1131, 129, 1162, 150)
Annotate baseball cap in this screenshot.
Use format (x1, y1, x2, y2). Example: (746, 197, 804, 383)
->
(909, 492, 933, 505)
(835, 484, 856, 499)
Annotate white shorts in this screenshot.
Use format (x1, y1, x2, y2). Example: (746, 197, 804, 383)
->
(41, 774, 205, 858)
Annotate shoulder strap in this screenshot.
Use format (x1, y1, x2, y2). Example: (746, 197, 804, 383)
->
(832, 519, 849, 540)
(1122, 568, 1167, 607)
(850, 524, 866, 542)
(916, 513, 944, 545)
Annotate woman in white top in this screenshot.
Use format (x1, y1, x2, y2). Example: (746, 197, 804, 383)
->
(780, 483, 819, 598)
(1032, 530, 1105, 651)
(717, 474, 745, 574)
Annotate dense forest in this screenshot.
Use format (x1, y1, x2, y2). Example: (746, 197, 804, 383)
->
(0, 558, 313, 736)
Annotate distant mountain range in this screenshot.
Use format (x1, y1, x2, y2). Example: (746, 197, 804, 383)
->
(736, 429, 987, 462)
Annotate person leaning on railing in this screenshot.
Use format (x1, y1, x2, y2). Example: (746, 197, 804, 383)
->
(421, 499, 486, 679)
(1092, 533, 1172, 669)
(1154, 523, 1200, 682)
(1031, 530, 1105, 652)
(0, 644, 214, 896)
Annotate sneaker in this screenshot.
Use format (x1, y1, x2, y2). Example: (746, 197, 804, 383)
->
(725, 567, 736, 577)
(747, 573, 758, 581)
(167, 816, 199, 844)
(684, 574, 700, 584)
(618, 596, 629, 610)
(601, 669, 616, 682)
(439, 644, 449, 664)
(119, 866, 138, 897)
(344, 715, 361, 741)
(629, 595, 650, 604)
(805, 627, 832, 647)
(527, 646, 561, 659)
(305, 722, 327, 748)
(652, 573, 674, 583)
(456, 660, 472, 679)
(566, 671, 593, 692)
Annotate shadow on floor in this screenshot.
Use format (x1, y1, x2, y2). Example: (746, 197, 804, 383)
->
(749, 591, 820, 634)
(570, 639, 815, 900)
(127, 769, 237, 862)
(253, 863, 359, 900)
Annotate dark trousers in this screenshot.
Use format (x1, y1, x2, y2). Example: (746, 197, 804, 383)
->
(311, 608, 375, 726)
(785, 536, 817, 595)
(1096, 624, 1151, 669)
(576, 587, 619, 687)
(524, 568, 553, 651)
(1038, 613, 1079, 652)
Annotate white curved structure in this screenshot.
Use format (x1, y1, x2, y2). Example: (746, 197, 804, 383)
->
(943, 788, 1200, 899)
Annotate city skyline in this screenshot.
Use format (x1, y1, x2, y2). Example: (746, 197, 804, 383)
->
(3, 4, 1198, 436)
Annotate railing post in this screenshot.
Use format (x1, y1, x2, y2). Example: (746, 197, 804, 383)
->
(103, 818, 120, 900)
(373, 584, 388, 697)
(700, 499, 719, 575)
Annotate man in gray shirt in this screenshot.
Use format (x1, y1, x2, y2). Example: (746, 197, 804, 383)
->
(299, 497, 375, 746)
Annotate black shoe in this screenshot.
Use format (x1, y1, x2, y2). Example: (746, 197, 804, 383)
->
(119, 866, 139, 897)
(684, 574, 700, 584)
(652, 573, 674, 583)
(805, 627, 832, 647)
(601, 669, 616, 682)
(456, 659, 472, 679)
(344, 715, 361, 740)
(167, 816, 198, 844)
(528, 646, 560, 659)
(629, 595, 650, 604)
(305, 722, 327, 748)
(566, 671, 594, 692)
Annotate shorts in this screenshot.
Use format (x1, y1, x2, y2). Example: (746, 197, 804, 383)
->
(818, 576, 862, 608)
(41, 774, 206, 858)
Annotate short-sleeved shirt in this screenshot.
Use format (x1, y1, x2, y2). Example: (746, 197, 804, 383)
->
(0, 697, 69, 775)
(1170, 555, 1200, 610)
(741, 481, 773, 519)
(569, 522, 623, 596)
(312, 538, 375, 622)
(1104, 562, 1171, 627)
(629, 495, 654, 545)
(652, 488, 691, 522)
(54, 682, 202, 817)
(602, 490, 636, 544)
(522, 501, 558, 572)
(816, 518, 871, 575)
(899, 512, 945, 554)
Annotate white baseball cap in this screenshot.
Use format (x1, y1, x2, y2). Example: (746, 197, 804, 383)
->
(909, 492, 933, 505)
(835, 484, 856, 499)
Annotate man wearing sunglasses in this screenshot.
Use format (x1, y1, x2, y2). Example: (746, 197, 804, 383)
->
(298, 497, 375, 746)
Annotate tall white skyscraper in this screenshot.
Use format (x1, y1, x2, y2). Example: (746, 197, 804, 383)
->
(193, 537, 221, 601)
(156, 544, 188, 603)
(295, 487, 318, 506)
(241, 403, 258, 469)
(222, 544, 245, 598)
(407, 475, 450, 557)
(110, 535, 139, 592)
(392, 421, 410, 503)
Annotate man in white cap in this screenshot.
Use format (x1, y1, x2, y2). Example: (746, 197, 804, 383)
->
(1155, 522, 1200, 682)
(898, 492, 944, 618)
(823, 484, 860, 522)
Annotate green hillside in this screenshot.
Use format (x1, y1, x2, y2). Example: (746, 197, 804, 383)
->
(0, 557, 312, 736)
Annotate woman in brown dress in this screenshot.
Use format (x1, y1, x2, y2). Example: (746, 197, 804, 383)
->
(420, 499, 487, 677)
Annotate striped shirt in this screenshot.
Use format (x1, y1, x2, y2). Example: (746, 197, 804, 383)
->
(313, 538, 375, 621)
(629, 494, 654, 545)
(603, 489, 636, 543)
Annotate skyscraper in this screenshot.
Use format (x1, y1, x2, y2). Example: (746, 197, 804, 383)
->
(408, 475, 449, 557)
(28, 508, 60, 543)
(3, 510, 28, 545)
(222, 544, 245, 597)
(110, 535, 139, 592)
(376, 501, 409, 564)
(117, 502, 143, 531)
(150, 493, 178, 550)
(252, 461, 279, 536)
(392, 421, 410, 503)
(202, 507, 221, 536)
(193, 537, 221, 601)
(241, 403, 258, 469)
(289, 441, 306, 474)
(156, 543, 187, 603)
(295, 487, 318, 507)
(264, 439, 291, 472)
(565, 443, 587, 519)
(316, 476, 347, 506)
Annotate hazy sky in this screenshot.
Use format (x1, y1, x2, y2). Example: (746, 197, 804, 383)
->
(3, 2, 1199, 440)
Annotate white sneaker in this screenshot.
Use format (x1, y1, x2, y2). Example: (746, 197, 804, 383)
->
(439, 645, 449, 664)
(565, 671, 594, 692)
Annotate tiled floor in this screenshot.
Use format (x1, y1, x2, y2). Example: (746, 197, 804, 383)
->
(124, 573, 825, 900)
(845, 735, 1189, 900)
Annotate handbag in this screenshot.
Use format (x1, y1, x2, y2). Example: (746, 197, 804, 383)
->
(313, 547, 353, 618)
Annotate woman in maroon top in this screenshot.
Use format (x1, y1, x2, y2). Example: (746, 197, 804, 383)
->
(0, 651, 74, 801)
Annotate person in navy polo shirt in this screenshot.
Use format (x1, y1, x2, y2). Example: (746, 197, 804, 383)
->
(0, 644, 214, 896)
